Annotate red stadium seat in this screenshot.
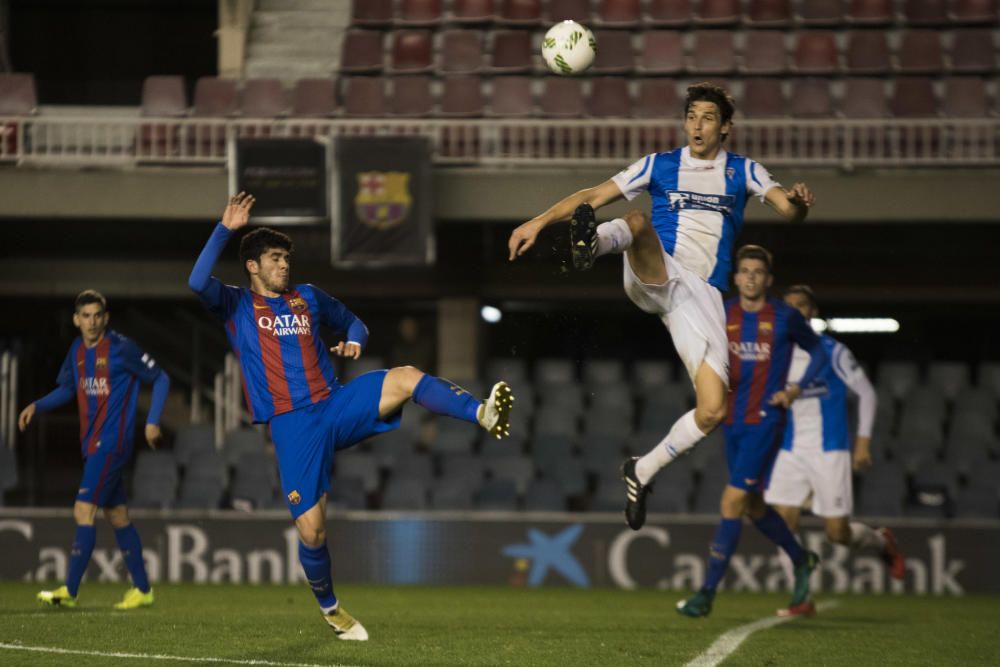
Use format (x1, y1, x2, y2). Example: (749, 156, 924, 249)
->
(690, 31, 737, 74)
(638, 30, 683, 74)
(352, 0, 393, 27)
(547, 0, 592, 22)
(845, 30, 890, 74)
(841, 78, 888, 117)
(341, 77, 387, 116)
(591, 30, 634, 73)
(793, 31, 838, 74)
(950, 29, 996, 74)
(193, 77, 238, 116)
(540, 77, 585, 117)
(745, 0, 792, 26)
(741, 79, 788, 117)
(390, 30, 434, 72)
(140, 75, 184, 117)
(497, 0, 542, 25)
(397, 0, 443, 26)
(441, 76, 485, 116)
(292, 79, 337, 117)
(440, 30, 484, 73)
(790, 78, 834, 116)
(490, 31, 533, 72)
(635, 79, 680, 117)
(897, 30, 944, 74)
(891, 77, 939, 116)
(902, 0, 947, 25)
(696, 0, 741, 25)
(796, 0, 844, 25)
(489, 76, 534, 116)
(643, 0, 692, 26)
(596, 0, 642, 27)
(587, 77, 632, 117)
(740, 31, 788, 74)
(340, 31, 384, 73)
(452, 0, 496, 23)
(847, 0, 893, 24)
(389, 76, 436, 116)
(950, 0, 999, 24)
(941, 77, 990, 116)
(242, 78, 289, 117)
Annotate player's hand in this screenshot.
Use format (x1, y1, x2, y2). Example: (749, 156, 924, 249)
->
(17, 403, 36, 432)
(852, 436, 873, 472)
(785, 182, 815, 209)
(145, 424, 162, 449)
(330, 341, 362, 360)
(768, 384, 802, 409)
(221, 192, 255, 231)
(508, 219, 546, 261)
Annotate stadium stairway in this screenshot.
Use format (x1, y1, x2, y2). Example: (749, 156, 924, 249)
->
(245, 0, 352, 80)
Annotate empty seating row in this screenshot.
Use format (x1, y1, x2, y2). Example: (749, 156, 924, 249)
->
(352, 0, 1000, 28)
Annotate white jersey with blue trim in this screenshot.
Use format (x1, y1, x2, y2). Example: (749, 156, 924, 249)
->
(611, 146, 780, 291)
(783, 335, 878, 453)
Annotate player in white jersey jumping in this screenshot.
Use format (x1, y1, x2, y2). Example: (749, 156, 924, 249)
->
(766, 285, 906, 586)
(508, 82, 816, 529)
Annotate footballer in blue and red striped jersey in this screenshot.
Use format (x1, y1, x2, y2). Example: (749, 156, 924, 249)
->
(189, 193, 514, 640)
(677, 246, 826, 620)
(19, 290, 168, 610)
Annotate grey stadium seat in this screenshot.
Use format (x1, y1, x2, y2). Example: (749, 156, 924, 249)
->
(926, 362, 970, 400)
(523, 478, 567, 511)
(953, 485, 999, 519)
(329, 476, 367, 510)
(381, 477, 428, 510)
(877, 362, 920, 399)
(176, 475, 225, 509)
(534, 358, 576, 385)
(857, 463, 906, 517)
(536, 456, 587, 498)
(430, 478, 476, 510)
(131, 475, 177, 509)
(173, 424, 215, 468)
(632, 360, 674, 387)
(222, 428, 268, 466)
(438, 453, 486, 490)
(590, 478, 625, 512)
(476, 478, 519, 510)
(486, 455, 536, 494)
(334, 453, 380, 493)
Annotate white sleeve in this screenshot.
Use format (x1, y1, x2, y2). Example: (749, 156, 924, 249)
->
(831, 342, 877, 438)
(611, 154, 656, 201)
(745, 159, 782, 203)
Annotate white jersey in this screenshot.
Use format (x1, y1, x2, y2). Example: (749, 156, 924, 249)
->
(611, 146, 780, 291)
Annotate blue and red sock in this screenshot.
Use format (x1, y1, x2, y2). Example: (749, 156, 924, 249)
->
(753, 507, 806, 565)
(702, 518, 742, 593)
(299, 541, 337, 612)
(114, 524, 150, 593)
(411, 374, 480, 424)
(66, 524, 97, 597)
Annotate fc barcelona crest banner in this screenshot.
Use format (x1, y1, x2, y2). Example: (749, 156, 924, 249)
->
(332, 136, 434, 267)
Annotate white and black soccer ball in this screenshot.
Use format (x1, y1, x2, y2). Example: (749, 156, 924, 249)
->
(541, 20, 597, 76)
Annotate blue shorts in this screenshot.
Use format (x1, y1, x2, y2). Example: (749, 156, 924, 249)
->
(77, 450, 129, 507)
(269, 370, 401, 518)
(723, 420, 786, 493)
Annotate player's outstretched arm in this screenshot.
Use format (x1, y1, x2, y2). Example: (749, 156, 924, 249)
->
(17, 403, 35, 432)
(330, 341, 362, 360)
(764, 182, 815, 223)
(508, 179, 623, 261)
(221, 191, 255, 231)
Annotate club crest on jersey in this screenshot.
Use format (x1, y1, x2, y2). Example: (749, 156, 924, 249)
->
(726, 167, 735, 179)
(95, 357, 108, 369)
(758, 321, 773, 334)
(288, 297, 307, 314)
(355, 171, 412, 230)
(287, 490, 301, 505)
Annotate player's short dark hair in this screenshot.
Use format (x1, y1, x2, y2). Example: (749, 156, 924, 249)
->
(239, 227, 294, 277)
(735, 245, 773, 273)
(785, 284, 818, 310)
(74, 289, 107, 312)
(684, 82, 736, 141)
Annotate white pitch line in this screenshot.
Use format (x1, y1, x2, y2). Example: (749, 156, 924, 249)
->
(0, 642, 361, 667)
(685, 600, 840, 667)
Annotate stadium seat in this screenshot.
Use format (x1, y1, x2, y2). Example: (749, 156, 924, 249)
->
(373, 429, 417, 468)
(695, 0, 741, 25)
(856, 463, 906, 516)
(193, 77, 239, 116)
(540, 459, 587, 499)
(397, 0, 444, 25)
(490, 31, 533, 72)
(742, 79, 789, 117)
(847, 0, 893, 24)
(352, 0, 393, 27)
(591, 30, 634, 74)
(590, 478, 626, 512)
(389, 74, 436, 118)
(537, 385, 585, 417)
(951, 29, 996, 74)
(381, 477, 428, 509)
(646, 457, 693, 513)
(547, 0, 592, 22)
(438, 453, 487, 486)
(497, 0, 543, 25)
(587, 77, 631, 117)
(877, 361, 920, 398)
(488, 76, 535, 118)
(951, 386, 998, 420)
(0, 72, 37, 116)
(845, 30, 890, 74)
(891, 77, 938, 116)
(632, 360, 675, 387)
(430, 478, 476, 509)
(942, 76, 990, 121)
(897, 31, 944, 74)
(793, 31, 838, 74)
(791, 79, 835, 117)
(173, 425, 216, 467)
(341, 76, 387, 116)
(477, 478, 520, 509)
(523, 478, 568, 511)
(692, 468, 727, 513)
(953, 485, 999, 519)
(394, 453, 435, 484)
(292, 78, 337, 117)
(134, 450, 179, 486)
(140, 75, 184, 116)
(979, 362, 1000, 398)
(452, 0, 497, 23)
(440, 30, 484, 73)
(902, 0, 947, 24)
(635, 79, 681, 118)
(950, 0, 999, 23)
(596, 0, 642, 27)
(901, 384, 947, 422)
(841, 77, 889, 117)
(335, 453, 381, 494)
(132, 476, 178, 509)
(233, 451, 279, 489)
(638, 31, 684, 74)
(580, 434, 626, 474)
(390, 30, 434, 72)
(241, 79, 288, 117)
(796, 0, 845, 25)
(534, 406, 578, 437)
(690, 31, 737, 74)
(644, 0, 691, 26)
(329, 476, 367, 510)
(222, 428, 267, 466)
(912, 460, 959, 494)
(487, 455, 536, 493)
(481, 432, 527, 458)
(583, 359, 626, 387)
(177, 475, 225, 509)
(535, 358, 576, 384)
(0, 443, 17, 499)
(486, 357, 529, 384)
(927, 362, 970, 399)
(340, 31, 384, 73)
(688, 429, 725, 473)
(532, 435, 577, 468)
(188, 450, 229, 485)
(745, 0, 792, 26)
(431, 418, 480, 454)
(740, 30, 788, 75)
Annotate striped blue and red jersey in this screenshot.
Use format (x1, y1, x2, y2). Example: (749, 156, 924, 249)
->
(724, 297, 826, 426)
(189, 223, 369, 423)
(33, 330, 170, 457)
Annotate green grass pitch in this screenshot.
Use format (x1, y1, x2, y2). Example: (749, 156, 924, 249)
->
(1, 582, 999, 666)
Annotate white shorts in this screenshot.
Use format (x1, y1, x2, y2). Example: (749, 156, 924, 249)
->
(764, 447, 853, 518)
(622, 249, 729, 385)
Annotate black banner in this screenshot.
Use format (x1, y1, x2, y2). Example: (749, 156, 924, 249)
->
(231, 138, 328, 223)
(332, 136, 433, 267)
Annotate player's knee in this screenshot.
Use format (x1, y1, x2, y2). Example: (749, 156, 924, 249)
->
(390, 365, 424, 395)
(73, 501, 97, 525)
(623, 209, 651, 237)
(826, 523, 851, 545)
(696, 402, 726, 431)
(299, 526, 326, 547)
(104, 506, 129, 528)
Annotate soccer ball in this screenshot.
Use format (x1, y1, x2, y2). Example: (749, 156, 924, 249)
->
(541, 20, 596, 75)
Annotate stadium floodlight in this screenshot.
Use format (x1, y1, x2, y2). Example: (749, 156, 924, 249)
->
(811, 317, 900, 334)
(481, 305, 503, 324)
(810, 318, 828, 333)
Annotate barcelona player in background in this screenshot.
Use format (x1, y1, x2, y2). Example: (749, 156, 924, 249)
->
(19, 290, 170, 610)
(190, 193, 514, 641)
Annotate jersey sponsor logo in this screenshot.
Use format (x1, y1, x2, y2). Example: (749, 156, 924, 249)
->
(729, 341, 771, 362)
(288, 297, 308, 313)
(666, 190, 735, 213)
(287, 490, 301, 505)
(79, 376, 110, 396)
(257, 313, 311, 337)
(355, 171, 411, 230)
(800, 381, 830, 399)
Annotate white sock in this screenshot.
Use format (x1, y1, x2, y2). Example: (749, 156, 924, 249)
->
(595, 219, 633, 257)
(635, 410, 706, 485)
(321, 601, 338, 614)
(848, 522, 887, 551)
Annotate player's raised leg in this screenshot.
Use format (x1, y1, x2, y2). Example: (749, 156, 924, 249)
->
(38, 500, 98, 607)
(105, 504, 154, 610)
(821, 515, 905, 581)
